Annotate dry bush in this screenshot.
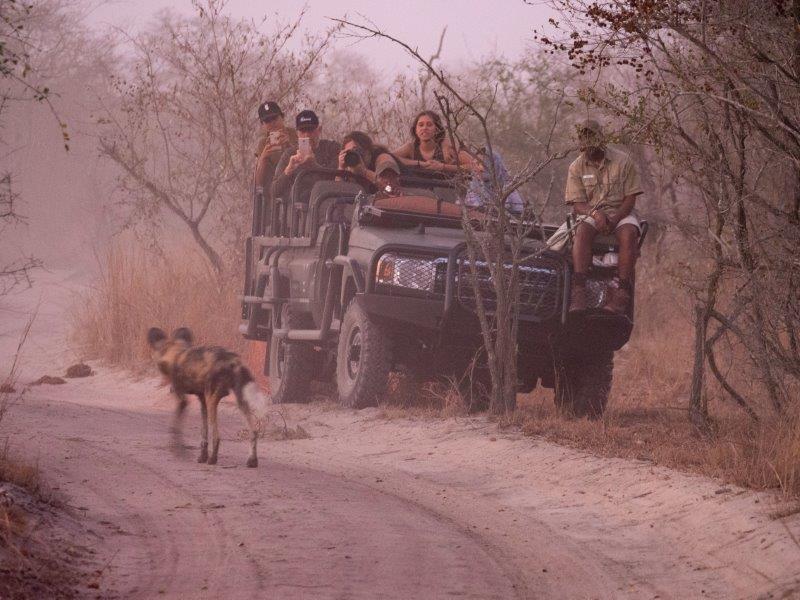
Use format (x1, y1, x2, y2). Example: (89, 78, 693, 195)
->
(377, 372, 490, 420)
(0, 444, 43, 500)
(70, 240, 242, 369)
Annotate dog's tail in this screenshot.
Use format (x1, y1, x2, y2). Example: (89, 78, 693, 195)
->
(234, 364, 269, 418)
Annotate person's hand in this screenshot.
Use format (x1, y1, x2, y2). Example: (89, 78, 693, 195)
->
(285, 152, 306, 175)
(605, 214, 619, 234)
(469, 159, 485, 175)
(259, 142, 282, 161)
(337, 149, 349, 170)
(261, 132, 291, 159)
(592, 209, 611, 234)
(422, 159, 445, 171)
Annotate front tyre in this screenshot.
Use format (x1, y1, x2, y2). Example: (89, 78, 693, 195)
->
(336, 301, 391, 409)
(554, 352, 613, 419)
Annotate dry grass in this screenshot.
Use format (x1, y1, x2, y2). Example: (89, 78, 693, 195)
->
(375, 373, 480, 420)
(0, 444, 42, 497)
(0, 311, 46, 500)
(70, 240, 243, 369)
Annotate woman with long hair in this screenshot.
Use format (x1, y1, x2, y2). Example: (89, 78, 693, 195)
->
(337, 130, 394, 183)
(393, 111, 474, 174)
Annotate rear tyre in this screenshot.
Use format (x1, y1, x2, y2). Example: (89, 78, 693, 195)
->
(268, 307, 314, 404)
(554, 352, 613, 419)
(336, 301, 391, 409)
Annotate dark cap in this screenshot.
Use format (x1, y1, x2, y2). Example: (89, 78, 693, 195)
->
(258, 101, 283, 123)
(295, 110, 320, 131)
(577, 118, 602, 136)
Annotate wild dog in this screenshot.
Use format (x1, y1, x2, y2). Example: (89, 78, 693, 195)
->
(147, 327, 268, 468)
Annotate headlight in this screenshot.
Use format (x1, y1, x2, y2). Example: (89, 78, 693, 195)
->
(375, 253, 447, 294)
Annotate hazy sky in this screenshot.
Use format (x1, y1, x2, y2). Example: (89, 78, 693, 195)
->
(87, 0, 555, 71)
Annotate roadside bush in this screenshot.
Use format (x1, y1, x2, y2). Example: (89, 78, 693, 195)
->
(70, 240, 242, 369)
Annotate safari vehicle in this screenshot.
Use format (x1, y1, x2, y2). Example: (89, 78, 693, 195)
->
(240, 168, 646, 417)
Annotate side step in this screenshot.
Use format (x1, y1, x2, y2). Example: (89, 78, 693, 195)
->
(240, 295, 285, 305)
(272, 328, 326, 342)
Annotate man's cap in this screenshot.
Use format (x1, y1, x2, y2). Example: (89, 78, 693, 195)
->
(577, 118, 603, 136)
(375, 154, 400, 176)
(295, 110, 320, 131)
(258, 101, 283, 123)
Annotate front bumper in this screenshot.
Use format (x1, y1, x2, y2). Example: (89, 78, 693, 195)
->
(358, 242, 633, 353)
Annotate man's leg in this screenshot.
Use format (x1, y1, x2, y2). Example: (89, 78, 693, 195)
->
(604, 224, 639, 314)
(570, 222, 597, 312)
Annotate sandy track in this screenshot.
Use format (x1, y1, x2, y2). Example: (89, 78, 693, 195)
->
(7, 394, 522, 599)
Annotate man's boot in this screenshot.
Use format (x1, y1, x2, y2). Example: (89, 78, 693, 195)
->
(603, 280, 631, 314)
(569, 273, 588, 313)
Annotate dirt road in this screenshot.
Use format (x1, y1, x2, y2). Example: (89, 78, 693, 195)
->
(7, 393, 524, 599)
(3, 272, 800, 599)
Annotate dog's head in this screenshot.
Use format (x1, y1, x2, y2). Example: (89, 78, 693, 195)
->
(147, 327, 194, 356)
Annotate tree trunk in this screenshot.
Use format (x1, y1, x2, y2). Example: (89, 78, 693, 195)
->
(689, 304, 711, 433)
(188, 222, 223, 275)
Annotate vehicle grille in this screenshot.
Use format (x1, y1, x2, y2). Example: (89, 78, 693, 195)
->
(456, 253, 564, 322)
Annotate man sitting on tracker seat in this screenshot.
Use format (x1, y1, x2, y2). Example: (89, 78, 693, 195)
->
(565, 119, 644, 315)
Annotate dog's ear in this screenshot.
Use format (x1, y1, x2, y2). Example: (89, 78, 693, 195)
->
(171, 327, 193, 345)
(147, 327, 167, 350)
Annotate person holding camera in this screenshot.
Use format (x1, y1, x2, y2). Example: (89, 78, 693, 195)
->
(271, 110, 340, 201)
(337, 131, 393, 184)
(253, 101, 296, 192)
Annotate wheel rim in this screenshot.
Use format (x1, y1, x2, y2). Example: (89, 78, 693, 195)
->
(346, 326, 362, 381)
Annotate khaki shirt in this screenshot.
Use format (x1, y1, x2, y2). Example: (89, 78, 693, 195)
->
(254, 126, 298, 191)
(565, 146, 642, 217)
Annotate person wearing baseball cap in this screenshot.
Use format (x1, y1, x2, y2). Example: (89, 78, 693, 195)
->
(271, 109, 340, 201)
(254, 100, 297, 192)
(565, 117, 644, 314)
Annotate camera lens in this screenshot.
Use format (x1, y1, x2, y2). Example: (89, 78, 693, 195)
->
(344, 150, 362, 168)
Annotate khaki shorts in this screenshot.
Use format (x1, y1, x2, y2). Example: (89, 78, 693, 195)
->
(583, 211, 642, 234)
(546, 211, 641, 252)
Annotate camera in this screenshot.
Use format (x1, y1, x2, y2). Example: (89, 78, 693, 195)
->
(343, 149, 363, 168)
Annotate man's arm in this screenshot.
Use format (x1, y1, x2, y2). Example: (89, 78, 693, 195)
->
(609, 156, 643, 226)
(271, 148, 294, 200)
(254, 146, 282, 190)
(392, 141, 427, 168)
(565, 163, 612, 232)
(608, 194, 637, 226)
(565, 162, 593, 217)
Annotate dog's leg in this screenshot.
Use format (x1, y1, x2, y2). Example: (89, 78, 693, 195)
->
(241, 408, 259, 469)
(236, 378, 262, 468)
(170, 393, 188, 432)
(198, 393, 209, 463)
(207, 395, 221, 465)
(169, 392, 188, 454)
